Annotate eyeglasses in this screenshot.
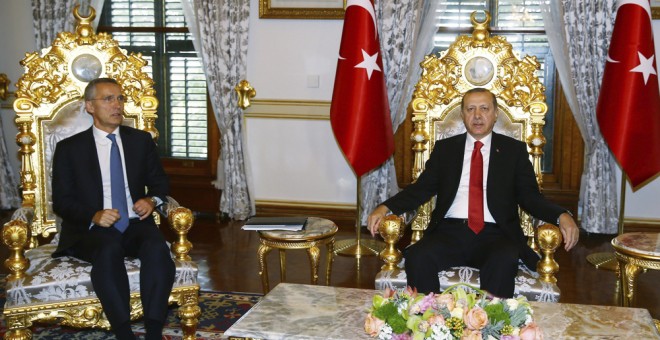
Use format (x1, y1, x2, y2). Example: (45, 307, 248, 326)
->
(91, 95, 126, 104)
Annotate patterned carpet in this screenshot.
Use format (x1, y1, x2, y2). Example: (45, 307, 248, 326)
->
(0, 277, 262, 339)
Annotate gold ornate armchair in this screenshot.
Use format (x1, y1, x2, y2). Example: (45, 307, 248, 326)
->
(375, 12, 563, 302)
(2, 7, 200, 339)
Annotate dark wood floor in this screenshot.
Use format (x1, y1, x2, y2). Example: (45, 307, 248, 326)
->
(2, 211, 659, 320)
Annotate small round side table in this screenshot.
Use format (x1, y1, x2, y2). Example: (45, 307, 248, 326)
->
(257, 217, 338, 293)
(611, 232, 660, 307)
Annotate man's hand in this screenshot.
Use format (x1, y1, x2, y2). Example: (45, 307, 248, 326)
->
(133, 198, 155, 220)
(558, 212, 579, 251)
(367, 205, 390, 237)
(92, 209, 121, 227)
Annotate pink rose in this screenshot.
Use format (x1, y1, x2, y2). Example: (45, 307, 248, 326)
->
(520, 322, 543, 340)
(383, 287, 395, 298)
(461, 329, 483, 340)
(364, 313, 385, 337)
(404, 285, 418, 298)
(428, 314, 445, 326)
(435, 293, 455, 310)
(464, 306, 488, 330)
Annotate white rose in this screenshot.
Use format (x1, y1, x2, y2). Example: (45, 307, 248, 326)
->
(525, 314, 533, 325)
(450, 306, 464, 319)
(506, 298, 519, 311)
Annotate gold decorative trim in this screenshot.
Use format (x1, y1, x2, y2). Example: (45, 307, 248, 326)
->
(245, 99, 330, 120)
(624, 217, 660, 225)
(235, 80, 256, 110)
(259, 0, 345, 19)
(653, 7, 660, 19)
(255, 199, 353, 210)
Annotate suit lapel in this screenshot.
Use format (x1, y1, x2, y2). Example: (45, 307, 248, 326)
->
(487, 132, 503, 199)
(82, 128, 104, 208)
(447, 133, 467, 198)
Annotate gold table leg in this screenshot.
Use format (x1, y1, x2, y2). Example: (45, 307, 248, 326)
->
(325, 237, 335, 285)
(258, 242, 273, 294)
(307, 243, 321, 285)
(278, 249, 286, 282)
(617, 258, 642, 307)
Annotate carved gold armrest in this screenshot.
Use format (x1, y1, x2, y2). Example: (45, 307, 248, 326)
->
(378, 215, 407, 271)
(2, 219, 31, 280)
(163, 197, 195, 261)
(536, 223, 562, 283)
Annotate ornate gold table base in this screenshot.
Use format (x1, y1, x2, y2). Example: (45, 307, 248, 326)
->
(256, 217, 338, 294)
(611, 232, 660, 308)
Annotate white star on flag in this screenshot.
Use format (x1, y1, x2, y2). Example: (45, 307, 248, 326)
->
(354, 49, 381, 79)
(630, 51, 657, 84)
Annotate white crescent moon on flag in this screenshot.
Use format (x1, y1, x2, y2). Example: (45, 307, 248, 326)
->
(617, 0, 652, 22)
(607, 54, 620, 63)
(607, 0, 652, 64)
(346, 0, 377, 39)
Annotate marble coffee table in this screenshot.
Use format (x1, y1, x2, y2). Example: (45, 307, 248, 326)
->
(224, 283, 660, 339)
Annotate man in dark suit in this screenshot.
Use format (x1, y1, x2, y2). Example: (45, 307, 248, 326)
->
(367, 88, 579, 297)
(52, 78, 175, 340)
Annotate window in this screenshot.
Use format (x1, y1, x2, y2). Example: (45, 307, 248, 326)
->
(98, 0, 208, 159)
(435, 0, 555, 171)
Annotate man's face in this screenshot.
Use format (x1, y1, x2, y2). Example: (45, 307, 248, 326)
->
(461, 91, 498, 140)
(85, 82, 125, 133)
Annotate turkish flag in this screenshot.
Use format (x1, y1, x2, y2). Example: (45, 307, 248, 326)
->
(330, 0, 394, 177)
(597, 0, 660, 189)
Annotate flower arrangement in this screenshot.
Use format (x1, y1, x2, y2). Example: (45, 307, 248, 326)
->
(364, 284, 542, 340)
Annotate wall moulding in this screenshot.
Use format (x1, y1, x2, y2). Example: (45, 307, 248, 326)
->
(259, 0, 346, 19)
(245, 99, 331, 120)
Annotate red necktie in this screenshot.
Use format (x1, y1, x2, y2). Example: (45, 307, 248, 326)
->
(468, 141, 484, 234)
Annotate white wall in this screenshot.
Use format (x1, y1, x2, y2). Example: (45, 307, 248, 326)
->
(0, 0, 658, 221)
(245, 0, 356, 204)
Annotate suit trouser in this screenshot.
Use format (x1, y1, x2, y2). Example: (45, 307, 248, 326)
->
(403, 219, 519, 297)
(71, 220, 176, 328)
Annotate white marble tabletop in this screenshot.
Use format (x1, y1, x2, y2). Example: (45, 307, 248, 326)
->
(224, 283, 660, 340)
(612, 232, 660, 257)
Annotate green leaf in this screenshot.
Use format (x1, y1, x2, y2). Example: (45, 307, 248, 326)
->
(484, 303, 511, 325)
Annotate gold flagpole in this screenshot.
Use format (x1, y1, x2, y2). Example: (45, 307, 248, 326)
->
(334, 176, 385, 257)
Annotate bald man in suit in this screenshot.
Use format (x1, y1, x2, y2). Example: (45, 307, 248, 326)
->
(52, 78, 175, 340)
(368, 88, 579, 297)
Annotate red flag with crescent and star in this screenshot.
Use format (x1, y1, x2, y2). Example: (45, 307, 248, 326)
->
(597, 0, 660, 190)
(330, 0, 394, 178)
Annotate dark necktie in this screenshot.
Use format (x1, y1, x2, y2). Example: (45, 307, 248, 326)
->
(468, 140, 484, 234)
(107, 134, 129, 233)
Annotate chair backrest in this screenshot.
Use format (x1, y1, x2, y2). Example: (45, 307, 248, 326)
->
(13, 6, 159, 243)
(408, 12, 548, 243)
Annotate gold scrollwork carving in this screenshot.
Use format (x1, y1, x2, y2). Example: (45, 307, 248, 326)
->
(379, 215, 406, 271)
(2, 220, 30, 279)
(536, 224, 562, 283)
(169, 206, 195, 261)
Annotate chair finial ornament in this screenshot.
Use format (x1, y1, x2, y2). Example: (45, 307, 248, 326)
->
(471, 11, 491, 45)
(73, 5, 96, 45)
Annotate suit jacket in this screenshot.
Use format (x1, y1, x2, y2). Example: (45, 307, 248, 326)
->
(51, 125, 169, 257)
(383, 132, 565, 268)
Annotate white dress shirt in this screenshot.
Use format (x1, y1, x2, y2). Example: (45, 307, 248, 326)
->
(445, 133, 496, 223)
(93, 126, 138, 219)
